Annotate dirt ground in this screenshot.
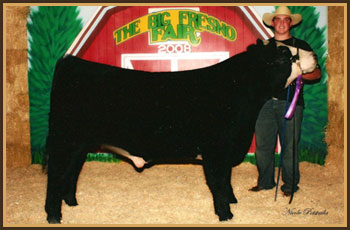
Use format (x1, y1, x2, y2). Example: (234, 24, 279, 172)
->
(5, 160, 345, 226)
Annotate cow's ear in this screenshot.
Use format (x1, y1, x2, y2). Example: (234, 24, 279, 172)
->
(269, 39, 277, 48)
(256, 39, 263, 46)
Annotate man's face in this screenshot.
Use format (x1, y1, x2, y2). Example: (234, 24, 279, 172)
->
(272, 15, 293, 35)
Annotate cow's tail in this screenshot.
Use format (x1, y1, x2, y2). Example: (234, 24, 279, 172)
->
(41, 131, 52, 173)
(42, 150, 49, 174)
(41, 56, 67, 174)
(42, 130, 54, 174)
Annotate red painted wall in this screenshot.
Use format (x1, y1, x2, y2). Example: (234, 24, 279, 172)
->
(79, 6, 262, 71)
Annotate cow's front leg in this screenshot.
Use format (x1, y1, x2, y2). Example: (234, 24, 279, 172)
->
(203, 159, 233, 221)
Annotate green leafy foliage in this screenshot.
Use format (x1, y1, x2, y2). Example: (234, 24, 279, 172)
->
(28, 7, 82, 163)
(287, 6, 328, 164)
(86, 153, 121, 163)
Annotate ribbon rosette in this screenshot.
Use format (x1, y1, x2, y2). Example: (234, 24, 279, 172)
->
(285, 74, 303, 119)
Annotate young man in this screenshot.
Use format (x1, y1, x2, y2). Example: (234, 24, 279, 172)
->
(249, 6, 321, 196)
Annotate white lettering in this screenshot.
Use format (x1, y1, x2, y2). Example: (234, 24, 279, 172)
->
(158, 44, 192, 54)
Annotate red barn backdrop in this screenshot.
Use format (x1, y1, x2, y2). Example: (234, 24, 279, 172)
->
(67, 6, 279, 154)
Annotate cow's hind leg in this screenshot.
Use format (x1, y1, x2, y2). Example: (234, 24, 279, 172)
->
(46, 172, 63, 223)
(225, 167, 238, 204)
(45, 143, 87, 223)
(45, 145, 69, 224)
(203, 157, 233, 221)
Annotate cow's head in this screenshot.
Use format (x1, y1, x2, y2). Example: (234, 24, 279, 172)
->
(247, 39, 293, 95)
(252, 39, 292, 69)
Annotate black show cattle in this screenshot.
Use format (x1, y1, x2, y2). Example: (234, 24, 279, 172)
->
(44, 39, 293, 223)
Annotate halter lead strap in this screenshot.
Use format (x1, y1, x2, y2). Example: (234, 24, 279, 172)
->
(274, 37, 301, 203)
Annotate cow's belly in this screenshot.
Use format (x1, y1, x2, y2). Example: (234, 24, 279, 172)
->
(101, 144, 147, 168)
(101, 144, 201, 168)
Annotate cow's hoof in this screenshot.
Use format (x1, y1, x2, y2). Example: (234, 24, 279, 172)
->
(47, 215, 61, 224)
(63, 195, 78, 206)
(218, 211, 234, 221)
(215, 205, 234, 221)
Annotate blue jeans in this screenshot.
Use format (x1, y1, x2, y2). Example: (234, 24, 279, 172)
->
(255, 99, 303, 192)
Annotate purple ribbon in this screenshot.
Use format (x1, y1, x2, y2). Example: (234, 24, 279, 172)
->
(285, 74, 303, 119)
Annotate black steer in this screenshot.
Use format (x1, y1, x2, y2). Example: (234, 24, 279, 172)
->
(44, 39, 292, 223)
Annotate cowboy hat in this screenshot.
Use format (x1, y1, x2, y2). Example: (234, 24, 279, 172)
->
(262, 6, 302, 26)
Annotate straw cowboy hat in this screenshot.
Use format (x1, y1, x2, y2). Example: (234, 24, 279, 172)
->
(263, 6, 302, 26)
